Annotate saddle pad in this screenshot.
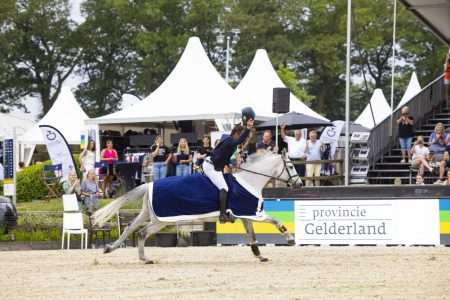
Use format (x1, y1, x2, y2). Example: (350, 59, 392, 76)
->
(152, 174, 261, 221)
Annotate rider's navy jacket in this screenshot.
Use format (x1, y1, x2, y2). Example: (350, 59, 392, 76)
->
(211, 128, 250, 171)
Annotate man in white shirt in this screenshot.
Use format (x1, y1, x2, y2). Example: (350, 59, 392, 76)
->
(305, 130, 323, 186)
(281, 124, 306, 176)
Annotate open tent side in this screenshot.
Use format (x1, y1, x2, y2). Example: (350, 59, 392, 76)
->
(235, 49, 328, 121)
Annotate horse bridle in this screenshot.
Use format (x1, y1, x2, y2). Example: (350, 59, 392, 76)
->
(236, 158, 302, 187)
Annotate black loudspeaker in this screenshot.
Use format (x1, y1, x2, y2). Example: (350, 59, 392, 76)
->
(272, 87, 290, 113)
(177, 120, 193, 133)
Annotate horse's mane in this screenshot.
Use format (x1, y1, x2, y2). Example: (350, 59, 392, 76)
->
(240, 150, 276, 169)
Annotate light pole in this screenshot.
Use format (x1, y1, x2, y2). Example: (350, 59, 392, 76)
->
(217, 29, 240, 83)
(344, 0, 352, 186)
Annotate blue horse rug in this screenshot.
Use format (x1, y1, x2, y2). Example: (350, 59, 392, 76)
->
(151, 174, 263, 222)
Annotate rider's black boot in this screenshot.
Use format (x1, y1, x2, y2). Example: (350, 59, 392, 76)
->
(219, 189, 230, 224)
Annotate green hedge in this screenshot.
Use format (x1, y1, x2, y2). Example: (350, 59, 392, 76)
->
(16, 162, 50, 202)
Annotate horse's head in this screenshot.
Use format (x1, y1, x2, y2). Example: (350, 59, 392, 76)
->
(241, 150, 302, 188)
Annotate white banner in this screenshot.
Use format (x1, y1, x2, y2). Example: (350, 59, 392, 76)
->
(295, 199, 440, 245)
(40, 125, 78, 181)
(320, 121, 344, 158)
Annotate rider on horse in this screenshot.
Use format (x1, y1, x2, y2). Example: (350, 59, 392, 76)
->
(203, 107, 255, 223)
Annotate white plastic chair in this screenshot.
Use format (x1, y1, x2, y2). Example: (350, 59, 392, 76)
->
(63, 194, 79, 212)
(61, 212, 88, 250)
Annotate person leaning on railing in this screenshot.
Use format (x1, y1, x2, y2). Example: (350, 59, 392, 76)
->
(305, 129, 323, 187)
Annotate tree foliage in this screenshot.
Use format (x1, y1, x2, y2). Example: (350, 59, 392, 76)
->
(0, 0, 447, 120)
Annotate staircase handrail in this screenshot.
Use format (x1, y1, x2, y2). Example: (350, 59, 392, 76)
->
(367, 74, 446, 166)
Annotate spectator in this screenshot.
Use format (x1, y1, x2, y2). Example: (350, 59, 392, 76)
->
(196, 135, 212, 167)
(435, 151, 450, 184)
(175, 138, 192, 176)
(80, 169, 103, 214)
(100, 139, 118, 198)
(429, 122, 447, 161)
(62, 170, 81, 200)
(281, 124, 307, 177)
(141, 152, 152, 182)
(444, 50, 450, 104)
(305, 130, 323, 186)
(151, 135, 172, 180)
(397, 106, 414, 163)
(80, 140, 96, 179)
(410, 135, 433, 176)
(256, 130, 276, 152)
(415, 174, 425, 185)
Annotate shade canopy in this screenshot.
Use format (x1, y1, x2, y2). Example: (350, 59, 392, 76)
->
(0, 113, 35, 139)
(19, 87, 89, 145)
(399, 0, 450, 46)
(354, 89, 392, 130)
(257, 111, 331, 130)
(235, 49, 328, 121)
(88, 37, 246, 125)
(332, 120, 370, 134)
(396, 72, 421, 109)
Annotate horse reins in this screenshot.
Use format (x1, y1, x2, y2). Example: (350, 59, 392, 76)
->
(235, 159, 301, 187)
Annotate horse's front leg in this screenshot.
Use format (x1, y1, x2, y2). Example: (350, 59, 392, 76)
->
(137, 221, 165, 264)
(242, 219, 268, 262)
(104, 197, 149, 254)
(261, 215, 295, 246)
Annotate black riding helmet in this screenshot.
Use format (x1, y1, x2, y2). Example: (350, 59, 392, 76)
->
(241, 107, 255, 123)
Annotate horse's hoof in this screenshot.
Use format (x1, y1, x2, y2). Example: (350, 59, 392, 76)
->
(259, 257, 269, 262)
(287, 239, 295, 246)
(103, 245, 113, 254)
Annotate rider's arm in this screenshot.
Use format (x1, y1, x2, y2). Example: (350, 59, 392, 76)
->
(232, 128, 250, 146)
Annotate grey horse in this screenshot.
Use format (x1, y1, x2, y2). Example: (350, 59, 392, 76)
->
(92, 151, 300, 263)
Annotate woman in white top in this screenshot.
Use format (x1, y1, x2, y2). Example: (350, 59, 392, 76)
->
(410, 135, 432, 176)
(80, 140, 96, 179)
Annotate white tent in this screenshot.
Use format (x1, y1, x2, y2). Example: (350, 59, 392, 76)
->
(0, 113, 35, 139)
(88, 37, 246, 127)
(354, 88, 391, 130)
(396, 72, 421, 109)
(235, 49, 328, 121)
(19, 87, 89, 145)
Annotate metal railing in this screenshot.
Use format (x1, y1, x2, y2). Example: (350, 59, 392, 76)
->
(368, 74, 446, 166)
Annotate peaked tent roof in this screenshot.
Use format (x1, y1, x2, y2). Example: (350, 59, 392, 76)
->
(0, 113, 35, 139)
(235, 49, 328, 121)
(354, 89, 392, 130)
(396, 72, 421, 109)
(19, 87, 89, 144)
(88, 37, 245, 125)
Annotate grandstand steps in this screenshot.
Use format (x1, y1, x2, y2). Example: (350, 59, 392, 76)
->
(367, 100, 449, 185)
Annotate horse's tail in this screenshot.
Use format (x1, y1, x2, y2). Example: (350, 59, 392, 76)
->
(92, 183, 148, 227)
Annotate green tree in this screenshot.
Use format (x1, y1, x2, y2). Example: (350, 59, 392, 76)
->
(0, 0, 81, 114)
(76, 0, 141, 117)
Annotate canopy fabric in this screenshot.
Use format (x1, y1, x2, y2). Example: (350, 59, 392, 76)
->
(396, 72, 421, 109)
(257, 112, 331, 130)
(399, 0, 450, 46)
(88, 37, 245, 125)
(0, 113, 35, 139)
(332, 120, 370, 134)
(19, 87, 89, 144)
(354, 89, 392, 130)
(235, 49, 328, 121)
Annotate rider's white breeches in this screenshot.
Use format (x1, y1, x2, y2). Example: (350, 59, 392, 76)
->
(203, 159, 228, 192)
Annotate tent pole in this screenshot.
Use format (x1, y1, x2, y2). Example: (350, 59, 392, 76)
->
(389, 0, 397, 137)
(344, 0, 352, 186)
(275, 116, 279, 150)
